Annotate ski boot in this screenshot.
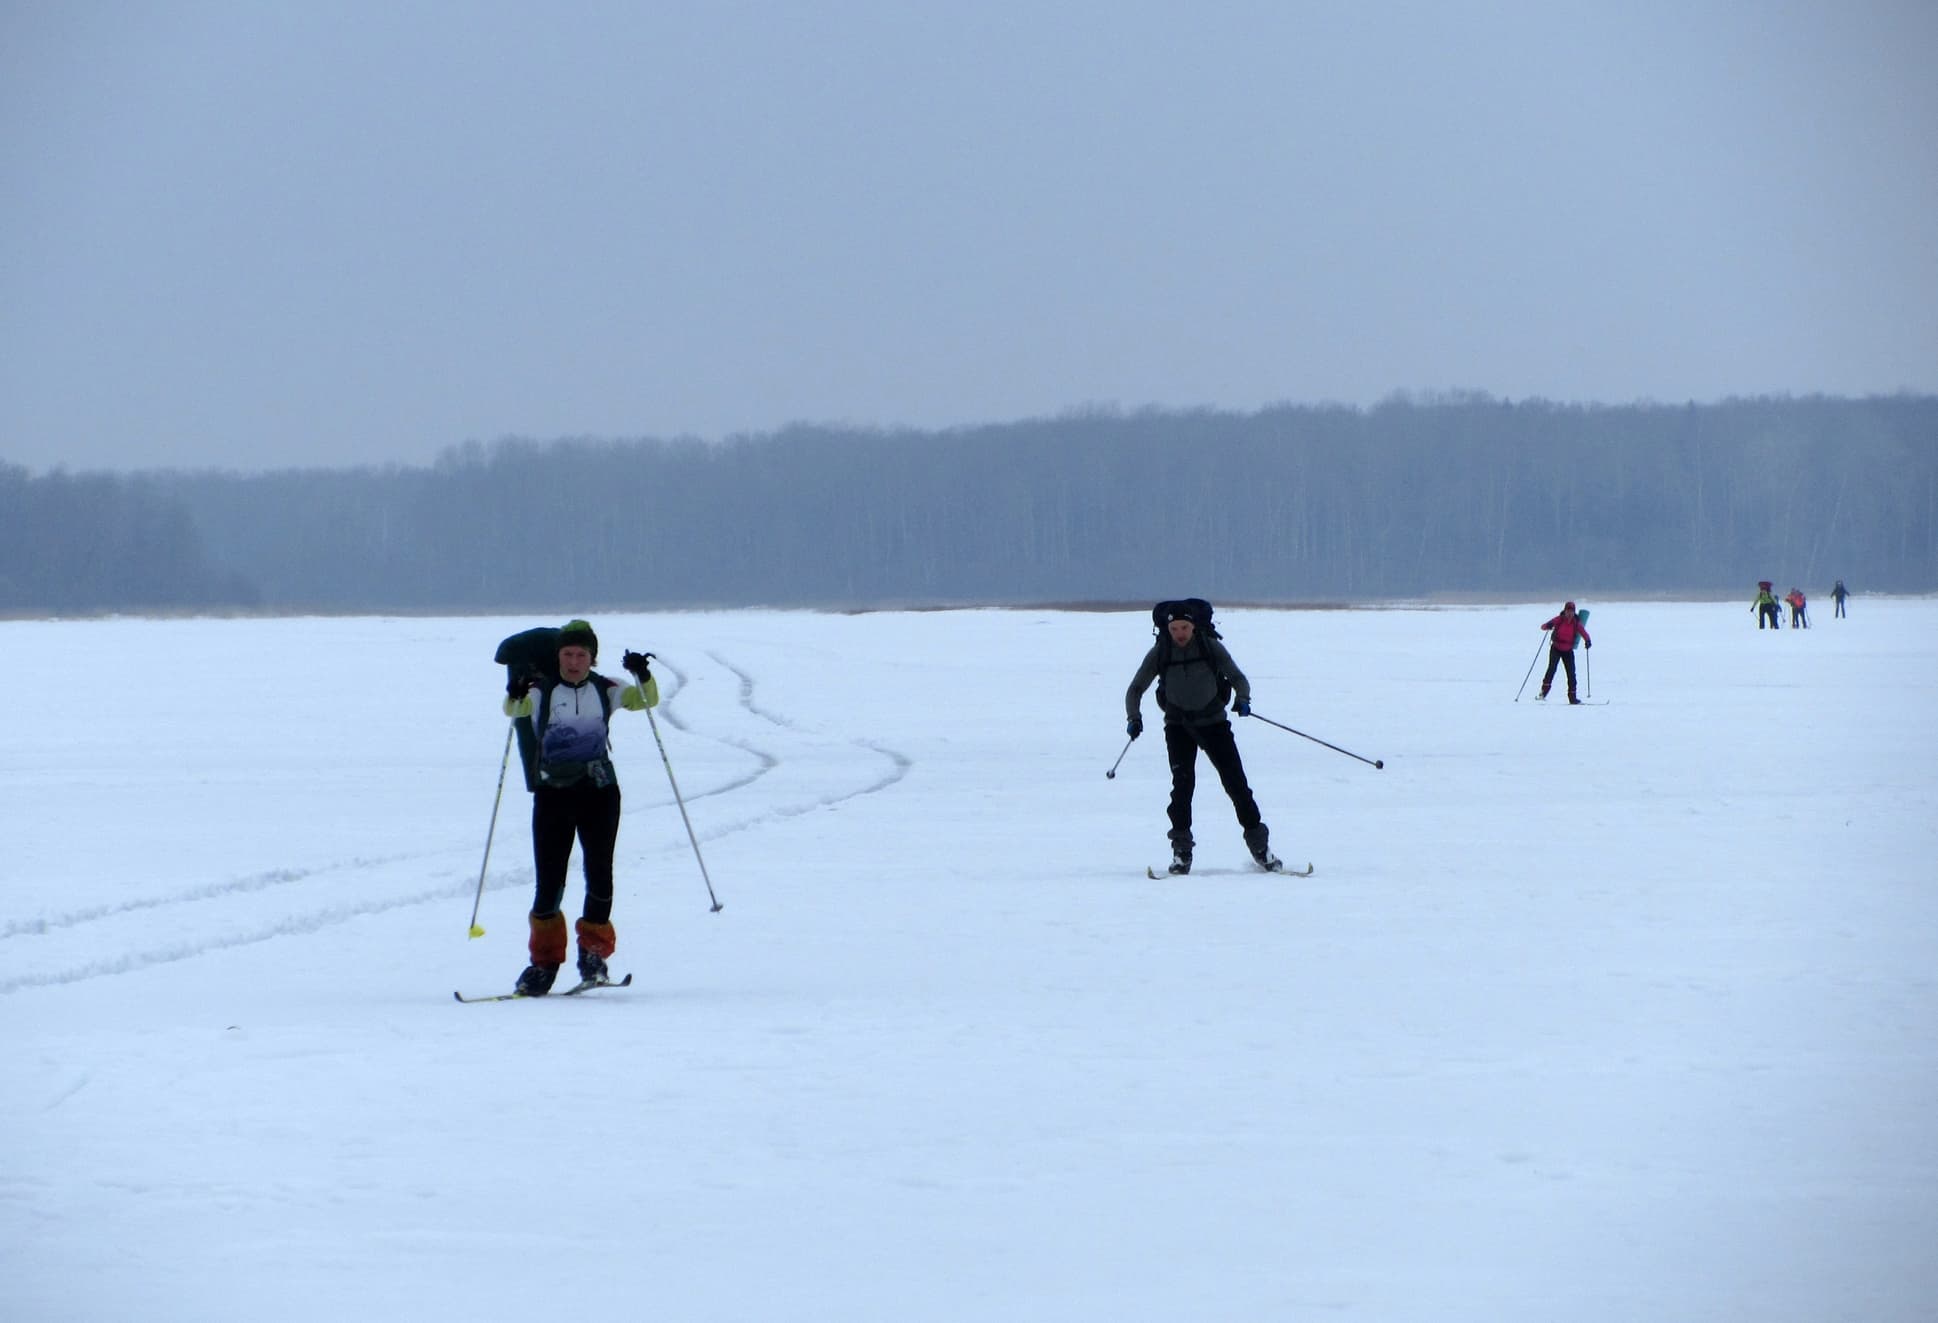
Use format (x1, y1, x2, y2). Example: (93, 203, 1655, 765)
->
(514, 962, 559, 997)
(1245, 824, 1282, 872)
(1167, 848, 1192, 875)
(574, 918, 615, 987)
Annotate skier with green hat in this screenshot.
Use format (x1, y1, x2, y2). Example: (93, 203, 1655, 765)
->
(500, 618, 658, 994)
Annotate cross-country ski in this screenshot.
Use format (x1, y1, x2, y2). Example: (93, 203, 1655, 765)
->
(454, 973, 633, 1003)
(1146, 862, 1316, 880)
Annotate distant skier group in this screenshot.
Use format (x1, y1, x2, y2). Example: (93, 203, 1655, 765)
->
(1754, 579, 1846, 629)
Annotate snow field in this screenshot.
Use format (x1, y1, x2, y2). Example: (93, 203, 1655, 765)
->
(2, 601, 1934, 1322)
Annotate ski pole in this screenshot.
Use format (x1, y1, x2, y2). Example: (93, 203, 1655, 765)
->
(635, 659, 724, 913)
(1105, 733, 1134, 779)
(465, 719, 517, 939)
(1246, 711, 1383, 769)
(1513, 635, 1547, 702)
(1576, 610, 1593, 698)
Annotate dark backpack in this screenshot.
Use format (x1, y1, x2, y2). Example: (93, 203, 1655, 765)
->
(495, 626, 563, 685)
(1152, 598, 1219, 638)
(1151, 598, 1232, 716)
(496, 627, 563, 792)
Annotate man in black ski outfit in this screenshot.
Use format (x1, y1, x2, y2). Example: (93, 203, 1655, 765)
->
(1124, 606, 1280, 875)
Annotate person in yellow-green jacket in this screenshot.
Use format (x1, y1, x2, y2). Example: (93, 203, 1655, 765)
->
(501, 619, 658, 995)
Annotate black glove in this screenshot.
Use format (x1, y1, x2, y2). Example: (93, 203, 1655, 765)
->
(622, 649, 654, 679)
(506, 671, 535, 700)
(1232, 698, 1252, 717)
(1584, 640, 1592, 650)
(1126, 715, 1143, 739)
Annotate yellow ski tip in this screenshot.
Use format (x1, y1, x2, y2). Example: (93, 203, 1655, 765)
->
(467, 925, 486, 939)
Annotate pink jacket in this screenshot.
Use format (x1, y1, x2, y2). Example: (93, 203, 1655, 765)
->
(1542, 612, 1591, 650)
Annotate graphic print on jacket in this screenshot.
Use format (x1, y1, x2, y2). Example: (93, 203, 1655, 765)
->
(540, 680, 612, 765)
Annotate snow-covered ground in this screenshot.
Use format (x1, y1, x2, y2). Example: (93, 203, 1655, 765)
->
(4, 601, 1935, 1322)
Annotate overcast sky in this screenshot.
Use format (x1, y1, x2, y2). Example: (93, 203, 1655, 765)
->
(4, 1, 1934, 473)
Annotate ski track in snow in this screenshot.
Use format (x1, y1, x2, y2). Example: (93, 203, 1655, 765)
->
(649, 657, 780, 801)
(0, 649, 911, 994)
(692, 649, 913, 840)
(0, 854, 420, 941)
(0, 877, 486, 994)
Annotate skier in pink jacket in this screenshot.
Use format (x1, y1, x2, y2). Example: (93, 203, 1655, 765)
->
(1537, 602, 1593, 704)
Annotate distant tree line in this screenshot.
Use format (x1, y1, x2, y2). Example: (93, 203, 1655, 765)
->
(5, 394, 1934, 614)
(0, 463, 258, 612)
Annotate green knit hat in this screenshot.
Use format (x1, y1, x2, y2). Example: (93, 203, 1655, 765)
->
(557, 619, 598, 662)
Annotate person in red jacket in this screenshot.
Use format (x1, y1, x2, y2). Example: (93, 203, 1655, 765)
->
(1537, 601, 1592, 703)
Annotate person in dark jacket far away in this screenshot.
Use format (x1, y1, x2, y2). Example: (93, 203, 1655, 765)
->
(1124, 607, 1281, 875)
(1537, 601, 1592, 704)
(1832, 579, 1849, 619)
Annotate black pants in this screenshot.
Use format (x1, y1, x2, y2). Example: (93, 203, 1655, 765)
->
(1759, 603, 1779, 629)
(1163, 719, 1263, 848)
(531, 782, 622, 924)
(1540, 647, 1578, 698)
(1835, 598, 1846, 618)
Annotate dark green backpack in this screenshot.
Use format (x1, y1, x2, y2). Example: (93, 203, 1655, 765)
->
(495, 627, 561, 792)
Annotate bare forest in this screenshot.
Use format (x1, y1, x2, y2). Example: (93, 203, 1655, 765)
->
(5, 395, 1933, 613)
